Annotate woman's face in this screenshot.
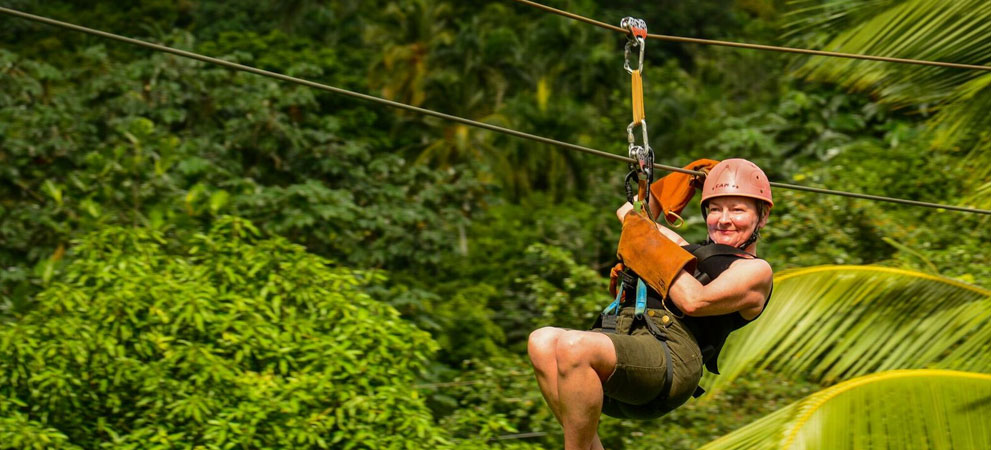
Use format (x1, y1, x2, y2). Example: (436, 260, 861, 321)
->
(705, 196, 765, 248)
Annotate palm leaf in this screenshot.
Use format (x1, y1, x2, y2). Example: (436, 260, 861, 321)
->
(785, 0, 991, 205)
(700, 369, 991, 449)
(705, 265, 991, 394)
(783, 0, 906, 44)
(794, 0, 991, 105)
(964, 180, 991, 212)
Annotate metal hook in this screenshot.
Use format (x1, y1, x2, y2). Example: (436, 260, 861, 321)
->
(623, 36, 646, 74)
(626, 120, 651, 170)
(621, 17, 647, 74)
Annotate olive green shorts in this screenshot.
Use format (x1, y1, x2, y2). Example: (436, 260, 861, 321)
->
(593, 307, 704, 420)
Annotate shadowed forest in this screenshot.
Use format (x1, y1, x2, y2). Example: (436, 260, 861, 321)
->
(1, 1, 989, 448)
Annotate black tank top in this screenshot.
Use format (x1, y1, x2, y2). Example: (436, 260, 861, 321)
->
(677, 243, 771, 374)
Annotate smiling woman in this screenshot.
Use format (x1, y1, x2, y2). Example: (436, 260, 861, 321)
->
(528, 159, 776, 450)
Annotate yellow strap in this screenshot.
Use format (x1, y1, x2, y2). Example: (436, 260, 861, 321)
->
(635, 179, 648, 214)
(631, 69, 645, 123)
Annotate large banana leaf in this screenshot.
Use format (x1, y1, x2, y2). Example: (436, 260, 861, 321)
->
(700, 369, 991, 450)
(705, 265, 991, 394)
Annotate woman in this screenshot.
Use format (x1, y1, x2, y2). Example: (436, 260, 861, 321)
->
(527, 159, 774, 450)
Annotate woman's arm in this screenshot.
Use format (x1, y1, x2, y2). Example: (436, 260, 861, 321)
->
(667, 258, 772, 319)
(615, 201, 635, 222)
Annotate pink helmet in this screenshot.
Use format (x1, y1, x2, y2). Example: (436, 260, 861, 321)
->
(700, 158, 773, 208)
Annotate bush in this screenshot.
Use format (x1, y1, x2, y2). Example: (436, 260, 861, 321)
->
(0, 217, 449, 448)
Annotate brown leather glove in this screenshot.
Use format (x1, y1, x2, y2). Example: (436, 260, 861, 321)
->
(617, 212, 697, 298)
(649, 158, 719, 224)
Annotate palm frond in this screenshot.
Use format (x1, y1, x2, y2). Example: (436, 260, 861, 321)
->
(705, 265, 991, 394)
(963, 180, 991, 214)
(700, 370, 991, 449)
(786, 0, 991, 193)
(795, 0, 991, 104)
(783, 0, 906, 42)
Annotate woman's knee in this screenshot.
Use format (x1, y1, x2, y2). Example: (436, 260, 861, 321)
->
(528, 327, 562, 367)
(555, 331, 615, 376)
(554, 331, 594, 370)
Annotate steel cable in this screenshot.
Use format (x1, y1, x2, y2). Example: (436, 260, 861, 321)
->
(510, 0, 991, 72)
(1, 6, 989, 215)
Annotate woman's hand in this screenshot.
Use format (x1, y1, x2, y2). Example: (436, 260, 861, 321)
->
(616, 202, 636, 222)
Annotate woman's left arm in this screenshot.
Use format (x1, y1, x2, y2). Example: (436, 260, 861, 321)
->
(666, 259, 772, 319)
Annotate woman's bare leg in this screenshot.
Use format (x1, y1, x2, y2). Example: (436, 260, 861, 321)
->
(528, 327, 567, 423)
(555, 330, 617, 450)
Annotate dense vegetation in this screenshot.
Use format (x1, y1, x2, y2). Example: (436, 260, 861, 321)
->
(1, 0, 988, 448)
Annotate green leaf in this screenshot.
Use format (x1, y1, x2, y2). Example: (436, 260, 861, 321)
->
(708, 265, 990, 395)
(701, 370, 991, 449)
(210, 190, 230, 214)
(42, 180, 63, 207)
(787, 0, 991, 202)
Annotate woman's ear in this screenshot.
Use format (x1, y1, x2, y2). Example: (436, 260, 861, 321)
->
(752, 200, 769, 230)
(757, 205, 769, 229)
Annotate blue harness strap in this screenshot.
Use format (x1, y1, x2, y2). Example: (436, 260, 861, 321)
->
(634, 278, 647, 319)
(603, 277, 648, 318)
(602, 286, 623, 315)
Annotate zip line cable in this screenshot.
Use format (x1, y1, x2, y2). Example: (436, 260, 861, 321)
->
(2, 6, 991, 216)
(510, 0, 991, 72)
(492, 432, 549, 441)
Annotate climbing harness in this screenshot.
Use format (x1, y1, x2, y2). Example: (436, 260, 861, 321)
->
(596, 241, 767, 400)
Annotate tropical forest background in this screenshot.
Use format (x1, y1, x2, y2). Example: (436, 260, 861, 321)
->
(1, 0, 989, 448)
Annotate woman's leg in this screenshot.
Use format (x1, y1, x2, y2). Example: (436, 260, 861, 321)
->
(529, 327, 617, 450)
(554, 330, 617, 450)
(528, 326, 567, 423)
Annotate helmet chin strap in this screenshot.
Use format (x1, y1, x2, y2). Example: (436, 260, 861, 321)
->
(738, 228, 760, 250)
(703, 227, 761, 250)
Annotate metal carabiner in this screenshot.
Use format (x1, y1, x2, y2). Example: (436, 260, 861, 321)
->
(623, 35, 646, 74)
(625, 168, 639, 204)
(621, 17, 647, 74)
(627, 119, 651, 153)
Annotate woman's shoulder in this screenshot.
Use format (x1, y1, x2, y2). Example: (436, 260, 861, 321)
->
(727, 257, 773, 283)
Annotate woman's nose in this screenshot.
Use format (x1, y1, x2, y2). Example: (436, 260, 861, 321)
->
(717, 210, 732, 224)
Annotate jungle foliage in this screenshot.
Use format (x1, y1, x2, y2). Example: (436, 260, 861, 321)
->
(0, 218, 446, 448)
(1, 0, 989, 448)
